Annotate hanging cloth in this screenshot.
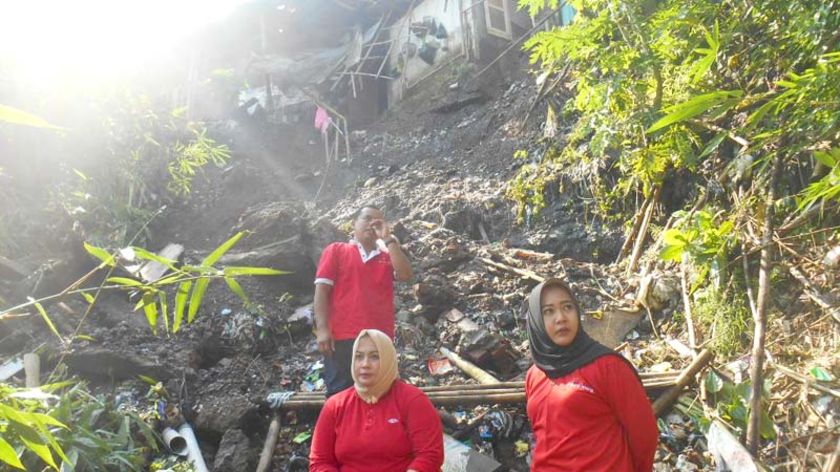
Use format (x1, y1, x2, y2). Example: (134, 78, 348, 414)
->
(314, 106, 331, 134)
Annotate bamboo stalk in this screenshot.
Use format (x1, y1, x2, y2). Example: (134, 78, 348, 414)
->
(680, 264, 698, 349)
(256, 413, 281, 472)
(439, 346, 500, 385)
(626, 185, 662, 277)
(617, 195, 652, 264)
(281, 376, 679, 408)
(652, 349, 714, 416)
(288, 372, 680, 398)
(747, 154, 782, 454)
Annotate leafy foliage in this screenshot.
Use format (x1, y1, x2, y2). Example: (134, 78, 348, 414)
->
(53, 95, 230, 247)
(512, 0, 840, 223)
(88, 232, 288, 335)
(704, 371, 776, 440)
(0, 381, 158, 471)
(0, 384, 68, 470)
(660, 209, 736, 286)
(692, 287, 751, 357)
(167, 128, 231, 196)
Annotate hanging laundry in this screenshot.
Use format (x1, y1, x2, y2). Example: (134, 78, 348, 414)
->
(314, 106, 331, 134)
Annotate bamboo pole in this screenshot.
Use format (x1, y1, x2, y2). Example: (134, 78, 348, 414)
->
(287, 372, 679, 398)
(651, 349, 714, 416)
(680, 264, 698, 349)
(473, 7, 562, 79)
(747, 155, 782, 454)
(255, 413, 281, 472)
(439, 346, 500, 385)
(626, 185, 662, 277)
(280, 375, 680, 409)
(617, 195, 652, 264)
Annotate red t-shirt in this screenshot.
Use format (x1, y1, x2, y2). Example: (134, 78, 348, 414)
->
(525, 355, 659, 471)
(315, 242, 395, 340)
(309, 380, 444, 472)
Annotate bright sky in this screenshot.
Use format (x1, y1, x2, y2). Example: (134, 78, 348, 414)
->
(0, 0, 246, 84)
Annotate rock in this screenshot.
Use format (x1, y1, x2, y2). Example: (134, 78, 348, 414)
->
(195, 393, 258, 439)
(824, 245, 840, 268)
(287, 304, 314, 337)
(64, 348, 177, 381)
(413, 276, 457, 323)
(637, 272, 680, 311)
(414, 276, 456, 306)
(396, 309, 412, 323)
(213, 429, 253, 472)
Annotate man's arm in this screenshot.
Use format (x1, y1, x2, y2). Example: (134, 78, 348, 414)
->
(385, 239, 413, 282)
(371, 219, 413, 282)
(314, 284, 334, 355)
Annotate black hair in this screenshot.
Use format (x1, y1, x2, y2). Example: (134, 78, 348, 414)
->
(352, 204, 381, 220)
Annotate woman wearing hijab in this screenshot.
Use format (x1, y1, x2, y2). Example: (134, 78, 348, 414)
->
(309, 329, 444, 472)
(525, 278, 658, 471)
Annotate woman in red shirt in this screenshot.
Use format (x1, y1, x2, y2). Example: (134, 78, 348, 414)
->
(524, 278, 658, 471)
(309, 328, 443, 472)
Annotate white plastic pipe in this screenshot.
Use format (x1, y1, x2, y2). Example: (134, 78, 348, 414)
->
(23, 353, 40, 388)
(177, 423, 209, 472)
(161, 427, 188, 456)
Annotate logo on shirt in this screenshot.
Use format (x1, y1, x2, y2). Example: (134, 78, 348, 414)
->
(387, 418, 400, 424)
(567, 382, 595, 394)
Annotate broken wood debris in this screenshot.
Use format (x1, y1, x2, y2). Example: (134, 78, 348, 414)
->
(477, 256, 545, 283)
(651, 349, 714, 416)
(773, 363, 840, 399)
(788, 265, 840, 324)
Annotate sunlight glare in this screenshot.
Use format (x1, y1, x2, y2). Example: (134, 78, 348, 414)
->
(0, 0, 245, 82)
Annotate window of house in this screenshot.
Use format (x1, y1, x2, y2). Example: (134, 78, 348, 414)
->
(484, 0, 512, 40)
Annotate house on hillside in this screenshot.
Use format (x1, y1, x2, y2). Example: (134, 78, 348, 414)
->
(234, 0, 574, 160)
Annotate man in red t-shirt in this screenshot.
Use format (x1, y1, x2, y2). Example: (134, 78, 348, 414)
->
(313, 205, 413, 396)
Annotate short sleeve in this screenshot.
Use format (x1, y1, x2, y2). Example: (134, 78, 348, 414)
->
(315, 243, 339, 285)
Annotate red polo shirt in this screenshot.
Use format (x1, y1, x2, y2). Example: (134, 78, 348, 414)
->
(310, 380, 444, 472)
(315, 241, 395, 340)
(525, 355, 658, 471)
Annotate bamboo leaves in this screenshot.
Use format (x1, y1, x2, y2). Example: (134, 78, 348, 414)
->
(173, 280, 191, 334)
(688, 23, 720, 85)
(88, 231, 285, 335)
(647, 90, 742, 133)
(0, 395, 70, 471)
(28, 298, 64, 345)
(799, 148, 840, 210)
(0, 104, 66, 130)
(0, 436, 24, 469)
